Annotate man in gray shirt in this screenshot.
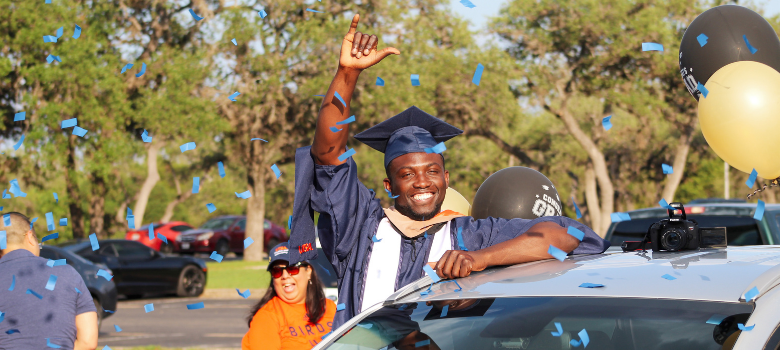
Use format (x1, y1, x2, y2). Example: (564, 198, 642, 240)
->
(0, 212, 98, 350)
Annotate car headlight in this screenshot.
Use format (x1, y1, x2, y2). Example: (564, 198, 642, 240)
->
(197, 232, 213, 241)
(175, 235, 182, 242)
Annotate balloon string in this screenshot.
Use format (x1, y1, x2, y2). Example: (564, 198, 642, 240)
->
(746, 178, 780, 200)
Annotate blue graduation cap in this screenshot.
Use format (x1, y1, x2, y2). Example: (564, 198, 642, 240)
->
(354, 106, 462, 168)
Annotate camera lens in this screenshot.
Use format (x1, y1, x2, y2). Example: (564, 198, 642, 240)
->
(661, 228, 688, 251)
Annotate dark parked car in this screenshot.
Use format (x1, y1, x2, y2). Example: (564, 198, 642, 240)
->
(125, 221, 194, 253)
(605, 202, 780, 248)
(39, 245, 118, 328)
(175, 215, 287, 256)
(61, 239, 207, 298)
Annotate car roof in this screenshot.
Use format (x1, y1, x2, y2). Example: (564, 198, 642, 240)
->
(622, 202, 775, 219)
(387, 246, 780, 306)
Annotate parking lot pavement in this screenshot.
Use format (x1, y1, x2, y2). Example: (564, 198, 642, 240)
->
(98, 297, 255, 349)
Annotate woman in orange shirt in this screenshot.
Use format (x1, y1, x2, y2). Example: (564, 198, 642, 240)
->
(242, 242, 337, 350)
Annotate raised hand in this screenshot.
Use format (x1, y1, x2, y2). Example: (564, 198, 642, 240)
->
(340, 14, 400, 71)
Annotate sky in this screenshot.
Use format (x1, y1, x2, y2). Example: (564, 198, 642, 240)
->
(450, 0, 780, 32)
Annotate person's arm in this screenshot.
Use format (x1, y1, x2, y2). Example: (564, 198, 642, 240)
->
(434, 222, 579, 279)
(311, 13, 399, 166)
(73, 312, 98, 350)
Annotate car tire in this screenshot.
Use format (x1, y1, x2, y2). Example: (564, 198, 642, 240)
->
(216, 239, 230, 257)
(93, 297, 103, 330)
(266, 239, 279, 253)
(176, 265, 205, 297)
(160, 243, 174, 254)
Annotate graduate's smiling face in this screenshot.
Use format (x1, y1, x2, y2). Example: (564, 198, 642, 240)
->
(384, 152, 449, 221)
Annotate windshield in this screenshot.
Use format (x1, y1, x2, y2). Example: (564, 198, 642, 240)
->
(200, 218, 235, 230)
(326, 297, 752, 350)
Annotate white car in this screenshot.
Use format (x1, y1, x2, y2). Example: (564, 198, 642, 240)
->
(315, 246, 780, 350)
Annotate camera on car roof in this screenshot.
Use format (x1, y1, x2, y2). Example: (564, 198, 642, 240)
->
(622, 202, 727, 252)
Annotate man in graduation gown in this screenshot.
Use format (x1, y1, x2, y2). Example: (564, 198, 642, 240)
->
(289, 14, 610, 328)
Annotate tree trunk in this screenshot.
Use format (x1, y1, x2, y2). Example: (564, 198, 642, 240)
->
(160, 174, 193, 223)
(244, 164, 267, 261)
(661, 124, 695, 203)
(584, 164, 603, 235)
(132, 142, 163, 227)
(89, 175, 107, 238)
(65, 134, 86, 239)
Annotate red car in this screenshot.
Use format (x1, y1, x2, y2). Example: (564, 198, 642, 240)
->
(125, 221, 194, 253)
(174, 215, 287, 256)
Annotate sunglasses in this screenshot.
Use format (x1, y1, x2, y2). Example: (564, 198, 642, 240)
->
(270, 262, 307, 278)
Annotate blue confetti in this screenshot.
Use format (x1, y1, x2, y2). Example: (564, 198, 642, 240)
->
(336, 115, 355, 125)
(59, 218, 67, 227)
(43, 35, 58, 43)
(611, 212, 631, 222)
(1, 231, 7, 249)
(697, 82, 708, 98)
(218, 162, 225, 178)
(135, 63, 146, 78)
(411, 74, 420, 86)
(745, 286, 759, 302)
(141, 129, 152, 143)
(330, 126, 342, 133)
(47, 259, 66, 268)
(179, 142, 196, 152)
(440, 305, 449, 317)
(642, 42, 664, 52)
(743, 35, 758, 54)
(45, 275, 58, 291)
(75, 287, 81, 294)
(12, 134, 24, 150)
(97, 269, 113, 281)
(472, 63, 484, 85)
(229, 92, 240, 102)
(235, 191, 252, 199)
(46, 338, 61, 348)
(602, 115, 612, 130)
(61, 118, 78, 129)
(72, 25, 81, 39)
(548, 245, 567, 262)
(424, 142, 447, 154)
(659, 198, 676, 211)
(0, 311, 3, 323)
(661, 274, 676, 280)
(460, 0, 476, 8)
(570, 329, 589, 348)
(53, 193, 58, 203)
(423, 265, 441, 283)
(385, 188, 399, 198)
(321, 331, 332, 340)
(186, 302, 205, 310)
(114, 325, 122, 332)
(456, 227, 468, 251)
(206, 203, 217, 213)
(376, 77, 384, 86)
(9, 179, 27, 198)
(415, 340, 430, 347)
(288, 215, 292, 230)
(9, 275, 15, 291)
(271, 164, 282, 179)
(3, 213, 10, 227)
(567, 226, 585, 241)
(250, 138, 268, 142)
(662, 163, 673, 174)
(156, 233, 168, 244)
(120, 63, 133, 74)
(244, 237, 254, 249)
(6, 329, 19, 334)
(72, 126, 88, 137)
(738, 323, 755, 331)
(46, 55, 61, 64)
(551, 322, 563, 337)
(55, 26, 63, 38)
(579, 283, 605, 288)
(697, 33, 708, 47)
(706, 314, 727, 325)
(258, 9, 267, 18)
(89, 233, 99, 251)
(572, 197, 582, 219)
(338, 148, 356, 162)
(14, 112, 25, 121)
(189, 8, 203, 21)
(148, 222, 154, 240)
(42, 233, 59, 243)
(746, 169, 758, 188)
(231, 38, 237, 46)
(26, 288, 43, 299)
(236, 289, 251, 298)
(333, 91, 347, 107)
(754, 200, 765, 221)
(700, 275, 711, 281)
(336, 303, 346, 311)
(306, 8, 323, 13)
(210, 251, 223, 263)
(144, 303, 154, 313)
(192, 177, 200, 194)
(371, 235, 382, 243)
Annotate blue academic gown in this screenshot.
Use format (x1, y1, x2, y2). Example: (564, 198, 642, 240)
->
(289, 146, 610, 328)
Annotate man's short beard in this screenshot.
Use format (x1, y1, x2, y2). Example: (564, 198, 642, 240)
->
(394, 200, 444, 221)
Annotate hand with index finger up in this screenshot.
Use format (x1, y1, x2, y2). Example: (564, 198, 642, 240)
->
(340, 14, 400, 71)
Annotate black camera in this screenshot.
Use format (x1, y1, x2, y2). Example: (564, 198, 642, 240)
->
(622, 202, 727, 252)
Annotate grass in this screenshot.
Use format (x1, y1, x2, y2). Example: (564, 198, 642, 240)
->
(205, 259, 271, 289)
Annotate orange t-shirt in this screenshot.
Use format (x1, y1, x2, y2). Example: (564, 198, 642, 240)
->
(242, 297, 337, 350)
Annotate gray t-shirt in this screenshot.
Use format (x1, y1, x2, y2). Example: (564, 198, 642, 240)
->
(0, 249, 96, 350)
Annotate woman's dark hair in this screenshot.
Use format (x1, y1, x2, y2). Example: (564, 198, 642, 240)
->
(246, 261, 328, 327)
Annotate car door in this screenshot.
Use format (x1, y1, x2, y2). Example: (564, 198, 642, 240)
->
(110, 241, 171, 294)
(230, 219, 247, 252)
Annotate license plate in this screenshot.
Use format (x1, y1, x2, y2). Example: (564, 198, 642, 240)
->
(181, 243, 190, 249)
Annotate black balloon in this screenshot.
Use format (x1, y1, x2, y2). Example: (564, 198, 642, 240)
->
(679, 5, 780, 100)
(471, 167, 562, 221)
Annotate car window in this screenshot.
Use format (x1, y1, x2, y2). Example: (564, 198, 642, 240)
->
(171, 225, 192, 232)
(608, 215, 762, 247)
(236, 220, 246, 230)
(112, 241, 154, 259)
(764, 322, 780, 350)
(311, 248, 338, 288)
(264, 220, 271, 230)
(200, 218, 235, 230)
(328, 297, 752, 350)
(39, 248, 61, 260)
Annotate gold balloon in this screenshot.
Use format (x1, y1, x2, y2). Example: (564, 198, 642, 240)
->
(441, 187, 471, 216)
(698, 61, 780, 179)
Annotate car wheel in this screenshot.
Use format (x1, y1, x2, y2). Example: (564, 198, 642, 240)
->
(216, 239, 230, 257)
(266, 239, 279, 253)
(160, 243, 174, 254)
(93, 297, 103, 330)
(176, 265, 205, 297)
